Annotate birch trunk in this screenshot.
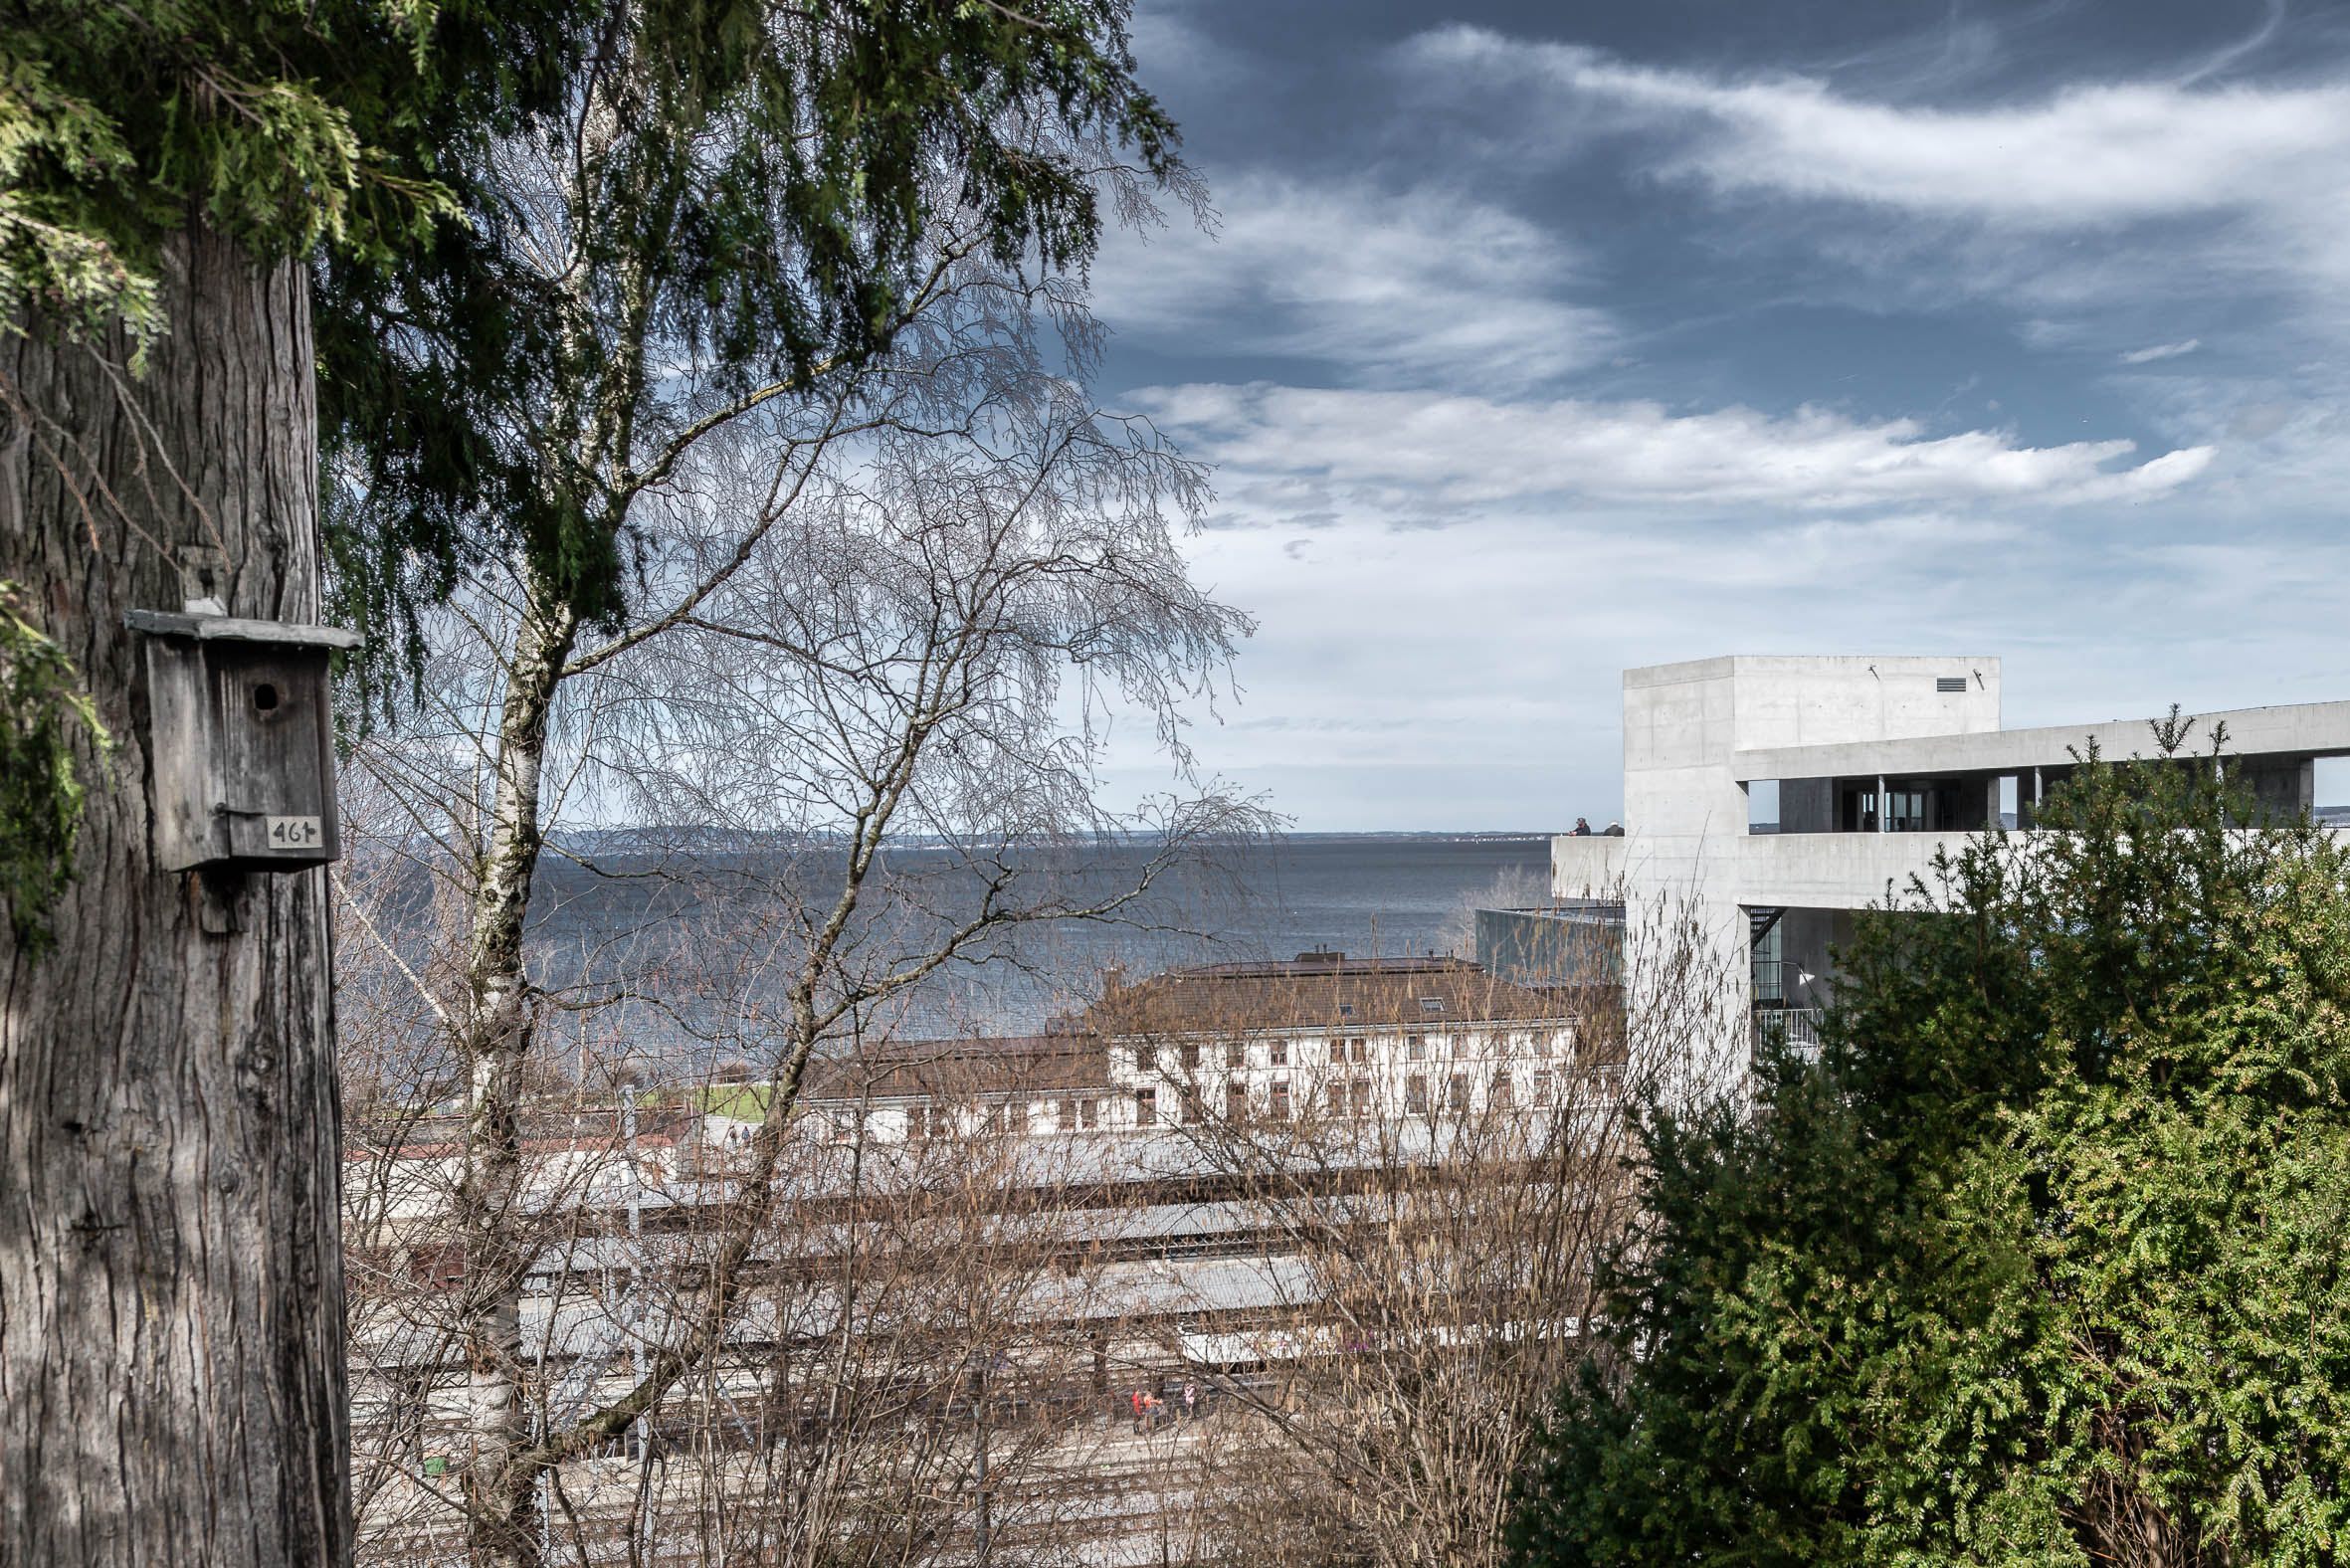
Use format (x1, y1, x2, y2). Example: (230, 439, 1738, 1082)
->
(458, 580, 577, 1567)
(0, 231, 350, 1564)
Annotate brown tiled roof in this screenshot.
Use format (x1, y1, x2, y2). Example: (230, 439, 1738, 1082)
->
(796, 1035, 1108, 1103)
(1083, 954, 1605, 1034)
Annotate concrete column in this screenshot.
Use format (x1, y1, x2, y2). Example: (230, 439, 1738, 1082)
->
(1876, 774, 1887, 833)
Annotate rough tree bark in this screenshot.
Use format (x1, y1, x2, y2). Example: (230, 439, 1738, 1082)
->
(0, 231, 350, 1566)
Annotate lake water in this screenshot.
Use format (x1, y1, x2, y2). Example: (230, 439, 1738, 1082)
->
(519, 832, 1558, 1044)
(900, 831, 1556, 1034)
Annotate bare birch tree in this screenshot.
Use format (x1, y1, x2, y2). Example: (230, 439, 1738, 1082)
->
(333, 164, 1261, 1555)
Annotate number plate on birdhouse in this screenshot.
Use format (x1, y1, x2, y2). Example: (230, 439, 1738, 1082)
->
(266, 816, 324, 852)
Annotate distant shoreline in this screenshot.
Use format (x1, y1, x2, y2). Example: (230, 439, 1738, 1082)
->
(525, 828, 1567, 856)
(1271, 831, 1556, 844)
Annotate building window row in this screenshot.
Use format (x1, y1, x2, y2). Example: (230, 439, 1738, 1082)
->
(848, 1063, 1582, 1143)
(1121, 1028, 1573, 1079)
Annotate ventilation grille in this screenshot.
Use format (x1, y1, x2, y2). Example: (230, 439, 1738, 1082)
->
(1937, 677, 1967, 692)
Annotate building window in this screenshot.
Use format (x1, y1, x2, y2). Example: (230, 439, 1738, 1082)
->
(1269, 1040, 1287, 1068)
(1224, 1041, 1247, 1069)
(1270, 1080, 1290, 1120)
(1406, 1075, 1428, 1115)
(1348, 1037, 1367, 1063)
(1492, 1076, 1514, 1109)
(1448, 1075, 1469, 1111)
(1350, 1080, 1372, 1118)
(1079, 1097, 1099, 1129)
(1134, 1087, 1157, 1127)
(1227, 1082, 1250, 1121)
(988, 1102, 1014, 1135)
(1338, 1003, 1355, 1017)
(1407, 1035, 1425, 1062)
(1181, 1041, 1201, 1070)
(1181, 1086, 1205, 1125)
(906, 1103, 929, 1139)
(1531, 1069, 1553, 1103)
(1057, 1098, 1077, 1132)
(1133, 1043, 1156, 1073)
(1419, 996, 1446, 1014)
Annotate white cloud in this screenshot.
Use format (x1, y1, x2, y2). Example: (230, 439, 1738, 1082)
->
(1398, 28, 2350, 342)
(1135, 382, 2214, 514)
(1091, 174, 1616, 390)
(2119, 339, 2203, 364)
(1414, 29, 2350, 229)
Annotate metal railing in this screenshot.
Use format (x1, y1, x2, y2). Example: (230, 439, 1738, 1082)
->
(1751, 1006, 1823, 1059)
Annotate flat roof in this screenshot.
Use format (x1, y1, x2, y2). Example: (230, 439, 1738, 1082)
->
(1733, 697, 2350, 781)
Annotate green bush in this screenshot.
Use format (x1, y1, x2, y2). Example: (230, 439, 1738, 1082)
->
(1515, 721, 2350, 1568)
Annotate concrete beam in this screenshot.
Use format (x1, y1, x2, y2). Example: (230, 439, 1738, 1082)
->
(1731, 698, 2350, 783)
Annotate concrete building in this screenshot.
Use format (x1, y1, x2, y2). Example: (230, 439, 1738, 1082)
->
(1552, 655, 2350, 1077)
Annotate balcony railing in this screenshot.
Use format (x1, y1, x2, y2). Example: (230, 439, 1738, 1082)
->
(1751, 1006, 1823, 1061)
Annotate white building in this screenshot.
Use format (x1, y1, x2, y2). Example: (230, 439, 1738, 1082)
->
(1092, 952, 1604, 1128)
(1553, 655, 2350, 1079)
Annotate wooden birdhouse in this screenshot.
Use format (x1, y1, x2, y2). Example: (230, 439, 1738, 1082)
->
(125, 608, 362, 873)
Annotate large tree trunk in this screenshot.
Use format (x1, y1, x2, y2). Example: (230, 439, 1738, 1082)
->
(0, 230, 350, 1566)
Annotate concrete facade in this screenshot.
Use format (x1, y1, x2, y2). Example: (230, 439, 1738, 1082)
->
(1557, 655, 2350, 1084)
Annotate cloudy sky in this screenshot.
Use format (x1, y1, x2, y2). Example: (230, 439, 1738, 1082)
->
(1086, 0, 2350, 831)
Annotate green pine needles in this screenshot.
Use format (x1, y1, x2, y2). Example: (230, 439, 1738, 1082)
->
(315, 0, 1185, 706)
(0, 583, 108, 956)
(1516, 720, 2350, 1568)
(0, 0, 474, 353)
